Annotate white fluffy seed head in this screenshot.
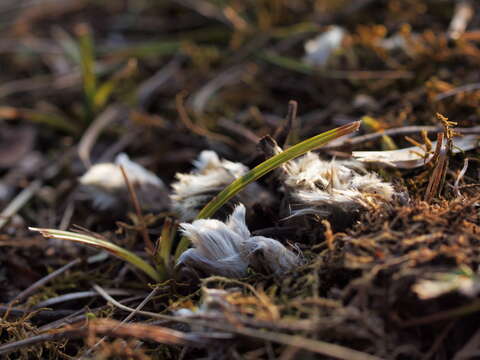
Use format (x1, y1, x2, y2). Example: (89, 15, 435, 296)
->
(303, 26, 345, 67)
(281, 152, 394, 218)
(79, 163, 126, 191)
(171, 150, 259, 221)
(178, 205, 249, 278)
(79, 153, 166, 210)
(177, 204, 301, 278)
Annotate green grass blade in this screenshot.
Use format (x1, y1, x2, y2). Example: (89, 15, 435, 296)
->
(258, 51, 314, 74)
(0, 107, 79, 134)
(103, 41, 180, 59)
(30, 227, 161, 282)
(159, 218, 175, 267)
(174, 121, 361, 258)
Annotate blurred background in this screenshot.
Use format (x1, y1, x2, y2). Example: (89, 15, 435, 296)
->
(2, 1, 480, 359)
(1, 0, 479, 266)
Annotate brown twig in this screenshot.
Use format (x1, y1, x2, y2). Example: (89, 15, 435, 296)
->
(323, 125, 480, 150)
(274, 99, 298, 148)
(400, 298, 480, 328)
(119, 165, 154, 254)
(175, 91, 236, 146)
(0, 318, 206, 356)
(421, 321, 456, 360)
(9, 258, 81, 305)
(424, 133, 448, 202)
(0, 306, 74, 322)
(80, 286, 161, 358)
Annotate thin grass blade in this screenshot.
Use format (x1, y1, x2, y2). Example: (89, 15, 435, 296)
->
(29, 228, 160, 282)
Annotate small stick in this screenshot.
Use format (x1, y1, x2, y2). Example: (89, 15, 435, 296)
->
(434, 82, 480, 101)
(0, 306, 74, 322)
(119, 165, 154, 254)
(454, 158, 469, 197)
(424, 133, 448, 202)
(0, 146, 77, 230)
(176, 91, 235, 145)
(33, 289, 140, 309)
(0, 179, 42, 230)
(59, 199, 75, 230)
(274, 100, 298, 148)
(9, 258, 81, 305)
(80, 286, 160, 358)
(323, 125, 480, 150)
(321, 219, 334, 250)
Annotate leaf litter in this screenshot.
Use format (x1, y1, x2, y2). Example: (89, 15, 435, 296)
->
(1, 1, 480, 359)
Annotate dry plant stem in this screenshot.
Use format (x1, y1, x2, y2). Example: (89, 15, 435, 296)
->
(322, 219, 334, 250)
(175, 120, 361, 258)
(80, 286, 160, 359)
(0, 331, 80, 356)
(424, 133, 447, 202)
(0, 319, 202, 356)
(0, 306, 74, 322)
(92, 285, 381, 360)
(0, 179, 42, 230)
(38, 295, 147, 332)
(453, 326, 480, 360)
(218, 117, 260, 144)
(453, 158, 470, 196)
(9, 258, 81, 305)
(0, 146, 77, 230)
(322, 125, 480, 150)
(274, 99, 298, 147)
(119, 165, 154, 254)
(78, 105, 124, 168)
(33, 289, 140, 309)
(176, 91, 235, 146)
(421, 321, 456, 360)
(59, 198, 75, 230)
(401, 298, 480, 327)
(435, 83, 480, 101)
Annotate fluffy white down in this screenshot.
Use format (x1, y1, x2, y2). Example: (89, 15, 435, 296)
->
(80, 153, 164, 190)
(79, 153, 165, 210)
(177, 204, 300, 277)
(282, 152, 394, 217)
(170, 151, 251, 221)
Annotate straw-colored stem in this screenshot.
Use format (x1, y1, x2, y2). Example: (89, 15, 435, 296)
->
(30, 228, 161, 282)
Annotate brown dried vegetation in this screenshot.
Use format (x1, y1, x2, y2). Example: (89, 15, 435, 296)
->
(1, 1, 480, 359)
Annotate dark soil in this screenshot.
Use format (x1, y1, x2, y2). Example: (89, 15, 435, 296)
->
(1, 1, 480, 359)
